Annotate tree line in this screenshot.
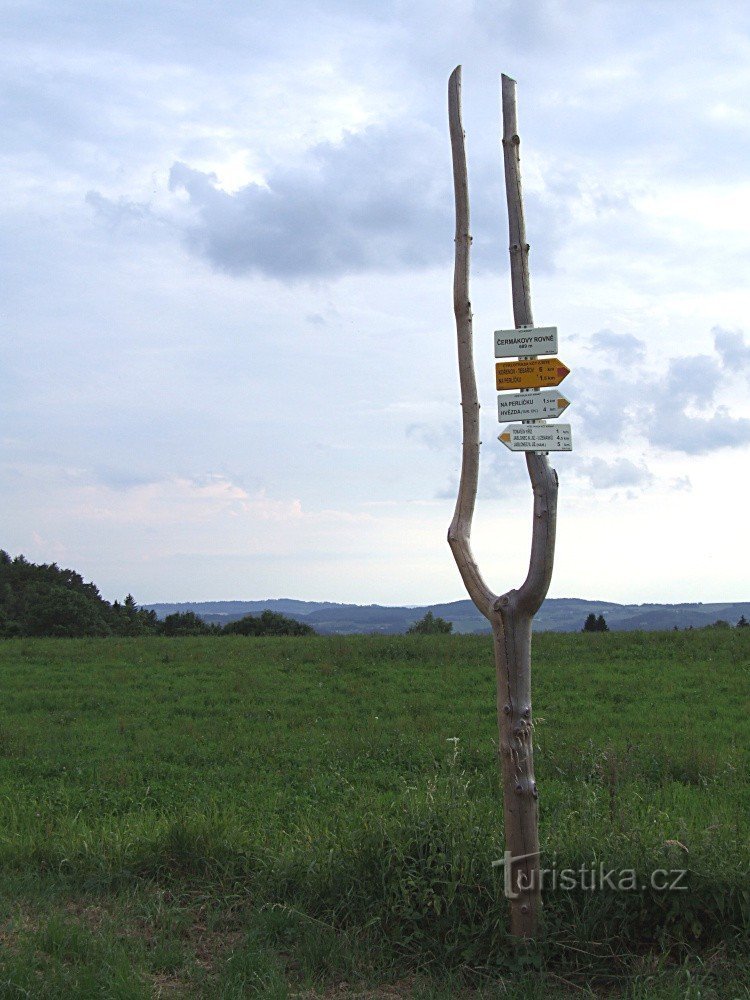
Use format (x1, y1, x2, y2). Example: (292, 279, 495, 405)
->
(583, 611, 749, 632)
(4, 551, 746, 639)
(0, 552, 314, 638)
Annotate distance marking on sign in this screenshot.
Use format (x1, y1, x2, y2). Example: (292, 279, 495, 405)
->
(498, 423, 573, 452)
(494, 325, 558, 358)
(495, 358, 570, 390)
(496, 389, 570, 422)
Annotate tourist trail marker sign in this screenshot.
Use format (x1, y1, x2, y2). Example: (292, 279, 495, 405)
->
(495, 357, 570, 390)
(497, 389, 570, 422)
(499, 423, 573, 452)
(495, 325, 558, 358)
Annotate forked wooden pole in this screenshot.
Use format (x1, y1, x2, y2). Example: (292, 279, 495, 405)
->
(446, 67, 495, 619)
(447, 66, 559, 939)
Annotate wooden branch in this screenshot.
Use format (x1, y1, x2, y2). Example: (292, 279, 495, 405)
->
(498, 73, 559, 620)
(446, 65, 496, 619)
(500, 74, 532, 329)
(513, 454, 558, 617)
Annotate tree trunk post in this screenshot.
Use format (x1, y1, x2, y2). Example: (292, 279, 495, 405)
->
(447, 66, 559, 939)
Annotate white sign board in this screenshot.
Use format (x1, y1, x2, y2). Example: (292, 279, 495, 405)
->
(497, 390, 570, 422)
(498, 423, 573, 452)
(494, 325, 558, 358)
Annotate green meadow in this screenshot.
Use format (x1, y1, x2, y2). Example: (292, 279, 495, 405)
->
(0, 630, 747, 997)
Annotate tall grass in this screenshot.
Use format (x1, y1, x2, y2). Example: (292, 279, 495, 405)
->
(0, 630, 747, 995)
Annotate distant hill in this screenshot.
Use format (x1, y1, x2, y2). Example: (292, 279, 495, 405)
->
(145, 597, 750, 635)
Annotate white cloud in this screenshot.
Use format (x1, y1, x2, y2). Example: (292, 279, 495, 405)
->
(568, 329, 750, 457)
(573, 457, 653, 490)
(166, 121, 452, 279)
(714, 326, 750, 372)
(589, 329, 646, 364)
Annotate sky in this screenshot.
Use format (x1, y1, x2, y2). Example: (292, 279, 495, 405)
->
(3, 0, 750, 606)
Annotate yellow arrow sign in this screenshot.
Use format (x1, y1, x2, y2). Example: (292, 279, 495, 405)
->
(495, 358, 570, 390)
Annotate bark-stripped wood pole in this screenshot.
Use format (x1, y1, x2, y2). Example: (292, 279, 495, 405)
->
(447, 66, 559, 938)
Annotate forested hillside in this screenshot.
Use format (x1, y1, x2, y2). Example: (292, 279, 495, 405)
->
(0, 551, 157, 638)
(0, 552, 314, 638)
(148, 596, 750, 634)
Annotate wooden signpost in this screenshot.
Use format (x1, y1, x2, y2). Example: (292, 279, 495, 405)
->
(497, 389, 569, 422)
(447, 67, 571, 938)
(495, 358, 570, 391)
(499, 423, 573, 452)
(495, 325, 558, 358)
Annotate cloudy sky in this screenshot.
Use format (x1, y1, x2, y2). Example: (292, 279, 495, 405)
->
(3, 0, 750, 606)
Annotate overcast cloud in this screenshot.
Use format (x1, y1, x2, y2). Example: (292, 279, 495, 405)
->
(167, 123, 452, 278)
(3, 0, 750, 605)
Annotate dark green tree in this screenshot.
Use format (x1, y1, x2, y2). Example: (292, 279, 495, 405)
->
(0, 608, 22, 638)
(111, 594, 158, 636)
(223, 610, 316, 636)
(407, 611, 453, 634)
(737, 615, 748, 628)
(582, 613, 598, 632)
(23, 584, 111, 637)
(160, 611, 216, 636)
(596, 614, 609, 632)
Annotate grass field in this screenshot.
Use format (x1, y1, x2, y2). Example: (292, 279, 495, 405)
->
(0, 630, 747, 997)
